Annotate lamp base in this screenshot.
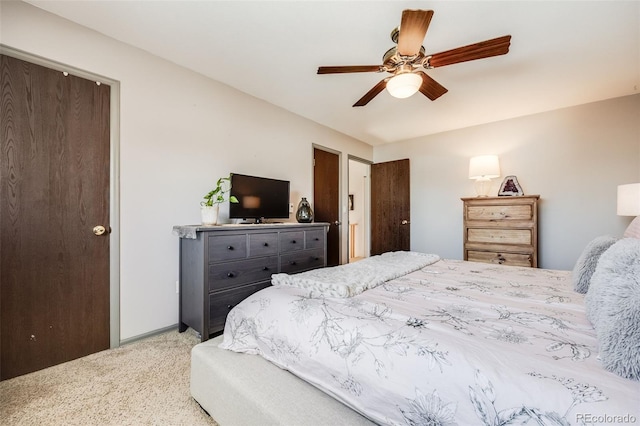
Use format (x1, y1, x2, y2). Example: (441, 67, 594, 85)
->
(474, 178, 493, 197)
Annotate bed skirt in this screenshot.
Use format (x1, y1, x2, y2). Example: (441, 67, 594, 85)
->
(190, 335, 375, 425)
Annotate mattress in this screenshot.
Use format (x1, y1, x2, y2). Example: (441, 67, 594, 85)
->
(217, 258, 640, 425)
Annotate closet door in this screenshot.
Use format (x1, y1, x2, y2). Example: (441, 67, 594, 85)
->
(0, 54, 111, 380)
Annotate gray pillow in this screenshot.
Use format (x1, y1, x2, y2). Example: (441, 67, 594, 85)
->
(585, 238, 640, 380)
(572, 235, 617, 294)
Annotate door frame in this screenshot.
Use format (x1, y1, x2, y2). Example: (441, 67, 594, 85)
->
(1, 45, 121, 348)
(347, 155, 372, 261)
(312, 144, 342, 264)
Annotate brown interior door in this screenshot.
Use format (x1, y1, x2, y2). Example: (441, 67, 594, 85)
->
(313, 148, 340, 266)
(1, 55, 111, 380)
(371, 159, 410, 255)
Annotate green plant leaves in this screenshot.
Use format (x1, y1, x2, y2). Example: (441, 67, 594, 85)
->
(200, 174, 239, 206)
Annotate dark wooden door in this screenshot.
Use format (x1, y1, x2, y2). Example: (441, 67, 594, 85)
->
(313, 148, 340, 266)
(371, 159, 410, 255)
(0, 55, 111, 380)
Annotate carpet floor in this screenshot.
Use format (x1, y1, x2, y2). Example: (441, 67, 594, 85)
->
(0, 329, 217, 425)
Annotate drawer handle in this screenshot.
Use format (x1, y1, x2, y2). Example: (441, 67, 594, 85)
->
(314, 237, 319, 241)
(226, 304, 234, 311)
(262, 266, 269, 271)
(263, 242, 269, 247)
(291, 240, 297, 244)
(227, 272, 235, 278)
(312, 257, 319, 261)
(290, 261, 297, 265)
(497, 254, 506, 264)
(227, 245, 234, 251)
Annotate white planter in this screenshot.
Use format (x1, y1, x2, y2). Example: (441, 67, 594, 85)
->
(201, 205, 219, 225)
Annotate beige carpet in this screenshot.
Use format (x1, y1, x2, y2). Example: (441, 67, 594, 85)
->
(0, 329, 218, 425)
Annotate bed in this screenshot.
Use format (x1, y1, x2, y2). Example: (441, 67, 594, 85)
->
(191, 248, 640, 425)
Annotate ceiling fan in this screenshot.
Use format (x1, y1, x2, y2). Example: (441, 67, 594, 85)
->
(317, 9, 511, 107)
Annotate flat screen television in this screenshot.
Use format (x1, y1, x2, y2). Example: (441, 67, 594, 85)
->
(229, 173, 290, 222)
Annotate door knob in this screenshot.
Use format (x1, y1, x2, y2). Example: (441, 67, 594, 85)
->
(334, 221, 341, 226)
(401, 220, 410, 225)
(93, 225, 107, 236)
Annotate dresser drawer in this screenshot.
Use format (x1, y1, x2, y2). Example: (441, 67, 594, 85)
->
(467, 228, 532, 245)
(280, 249, 325, 274)
(209, 256, 278, 292)
(305, 229, 325, 249)
(248, 232, 278, 257)
(280, 231, 304, 253)
(208, 282, 271, 333)
(467, 250, 533, 267)
(208, 234, 247, 262)
(467, 204, 533, 221)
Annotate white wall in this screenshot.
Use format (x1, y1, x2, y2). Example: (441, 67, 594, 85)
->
(1, 1, 373, 340)
(374, 94, 640, 270)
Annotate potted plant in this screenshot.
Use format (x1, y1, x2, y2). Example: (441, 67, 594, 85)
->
(200, 174, 239, 225)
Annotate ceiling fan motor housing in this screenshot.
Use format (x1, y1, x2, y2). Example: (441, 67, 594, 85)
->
(382, 46, 428, 73)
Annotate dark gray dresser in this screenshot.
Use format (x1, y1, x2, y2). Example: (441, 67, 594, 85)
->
(174, 223, 329, 341)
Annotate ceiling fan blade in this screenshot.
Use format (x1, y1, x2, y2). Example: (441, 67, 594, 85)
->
(417, 71, 448, 101)
(397, 9, 434, 56)
(353, 79, 387, 107)
(428, 35, 511, 68)
(318, 65, 383, 74)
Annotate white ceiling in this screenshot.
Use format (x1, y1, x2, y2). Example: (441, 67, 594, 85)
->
(25, 0, 640, 146)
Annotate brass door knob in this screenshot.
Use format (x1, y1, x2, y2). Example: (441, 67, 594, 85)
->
(93, 225, 107, 236)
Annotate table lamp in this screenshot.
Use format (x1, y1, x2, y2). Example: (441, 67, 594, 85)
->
(469, 155, 500, 197)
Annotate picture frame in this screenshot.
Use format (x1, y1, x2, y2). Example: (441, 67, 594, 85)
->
(348, 194, 354, 210)
(498, 175, 524, 196)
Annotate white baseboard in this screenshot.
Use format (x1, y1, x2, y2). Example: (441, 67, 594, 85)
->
(119, 324, 178, 346)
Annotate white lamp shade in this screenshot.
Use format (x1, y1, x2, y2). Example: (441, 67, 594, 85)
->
(617, 183, 640, 216)
(469, 155, 500, 179)
(386, 73, 422, 99)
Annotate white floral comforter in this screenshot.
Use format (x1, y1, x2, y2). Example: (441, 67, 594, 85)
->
(271, 251, 440, 298)
(220, 259, 640, 425)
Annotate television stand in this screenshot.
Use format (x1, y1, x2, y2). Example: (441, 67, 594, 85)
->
(242, 217, 266, 224)
(240, 218, 288, 225)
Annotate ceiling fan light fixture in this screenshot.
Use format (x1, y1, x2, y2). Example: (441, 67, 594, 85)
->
(386, 72, 422, 98)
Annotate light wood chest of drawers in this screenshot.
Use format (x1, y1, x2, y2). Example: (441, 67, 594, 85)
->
(176, 223, 329, 341)
(461, 195, 539, 268)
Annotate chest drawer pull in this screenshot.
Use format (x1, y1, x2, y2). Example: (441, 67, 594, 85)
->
(226, 304, 234, 310)
(227, 245, 234, 250)
(291, 240, 297, 244)
(263, 242, 269, 246)
(290, 261, 297, 265)
(262, 266, 270, 271)
(227, 272, 235, 278)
